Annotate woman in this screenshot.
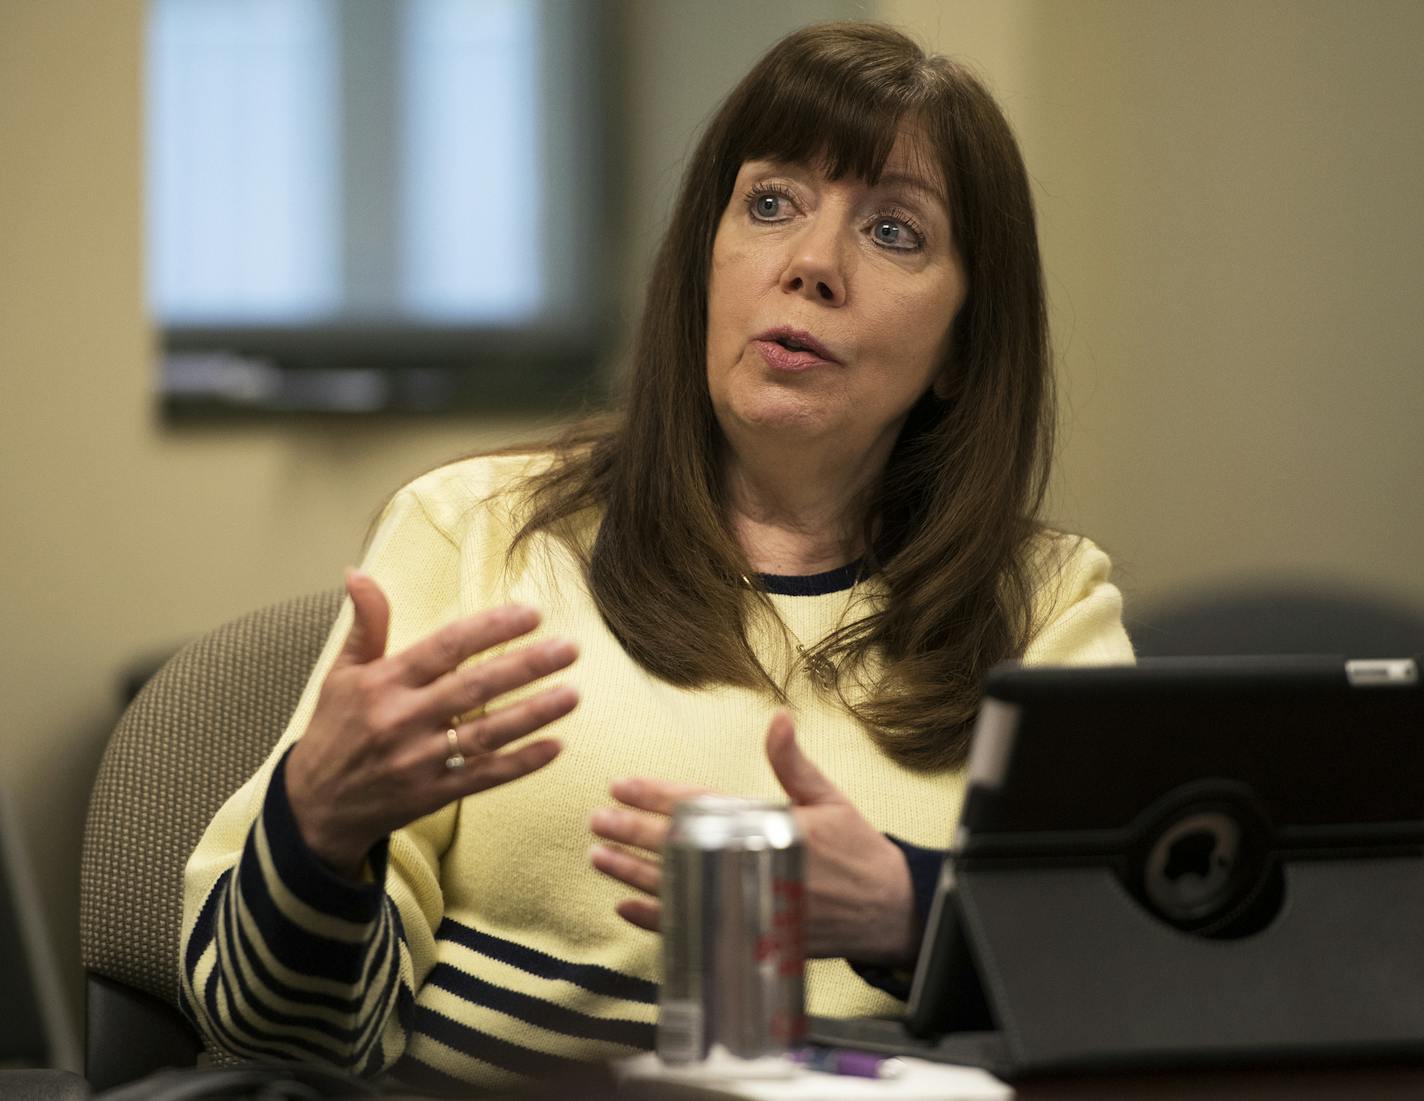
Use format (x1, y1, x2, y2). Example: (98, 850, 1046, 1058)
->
(180, 22, 1131, 1095)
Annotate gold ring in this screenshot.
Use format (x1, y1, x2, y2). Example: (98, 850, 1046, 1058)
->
(444, 725, 465, 770)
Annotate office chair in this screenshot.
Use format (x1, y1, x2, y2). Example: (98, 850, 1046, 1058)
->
(78, 590, 344, 1092)
(1131, 582, 1424, 659)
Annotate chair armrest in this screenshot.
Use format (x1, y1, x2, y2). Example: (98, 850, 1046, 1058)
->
(0, 1070, 90, 1101)
(84, 974, 200, 1093)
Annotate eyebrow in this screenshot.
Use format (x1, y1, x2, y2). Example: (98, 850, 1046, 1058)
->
(875, 171, 948, 207)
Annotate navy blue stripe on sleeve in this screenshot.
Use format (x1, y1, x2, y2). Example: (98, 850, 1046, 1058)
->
(350, 905, 407, 1061)
(264, 748, 390, 922)
(205, 894, 327, 1064)
(184, 869, 230, 982)
(185, 751, 412, 1071)
(235, 832, 380, 985)
(394, 982, 416, 1043)
(358, 918, 393, 994)
(229, 903, 378, 1029)
(176, 978, 198, 1033)
(218, 873, 362, 1065)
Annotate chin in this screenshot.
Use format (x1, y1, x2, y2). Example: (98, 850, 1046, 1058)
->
(730, 389, 840, 438)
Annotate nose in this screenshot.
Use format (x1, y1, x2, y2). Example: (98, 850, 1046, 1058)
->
(779, 221, 846, 306)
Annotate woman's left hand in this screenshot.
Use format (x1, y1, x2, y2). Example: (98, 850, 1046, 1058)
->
(588, 711, 919, 965)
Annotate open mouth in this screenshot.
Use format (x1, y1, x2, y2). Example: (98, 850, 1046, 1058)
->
(756, 328, 835, 362)
(753, 333, 836, 373)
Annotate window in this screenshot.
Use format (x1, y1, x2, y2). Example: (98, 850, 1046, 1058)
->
(146, 0, 610, 414)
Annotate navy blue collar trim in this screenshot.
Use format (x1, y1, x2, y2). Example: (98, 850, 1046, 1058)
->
(756, 561, 863, 597)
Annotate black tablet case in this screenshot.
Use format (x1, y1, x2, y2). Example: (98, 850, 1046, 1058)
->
(849, 657, 1424, 1078)
(956, 856, 1424, 1075)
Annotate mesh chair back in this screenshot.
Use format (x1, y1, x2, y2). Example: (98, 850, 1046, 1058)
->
(80, 590, 343, 1006)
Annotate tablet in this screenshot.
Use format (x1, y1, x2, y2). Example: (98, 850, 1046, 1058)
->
(897, 655, 1424, 1071)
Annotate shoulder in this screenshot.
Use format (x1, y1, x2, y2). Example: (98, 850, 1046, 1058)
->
(384, 450, 556, 544)
(1026, 530, 1114, 604)
(1022, 531, 1135, 665)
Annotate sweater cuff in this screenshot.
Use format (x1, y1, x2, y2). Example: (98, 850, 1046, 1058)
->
(885, 834, 944, 929)
(266, 747, 390, 923)
(847, 835, 946, 1002)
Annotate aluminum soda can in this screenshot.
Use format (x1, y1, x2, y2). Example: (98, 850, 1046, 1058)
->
(657, 794, 806, 1069)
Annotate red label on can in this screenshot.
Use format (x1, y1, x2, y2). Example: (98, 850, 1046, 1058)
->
(772, 877, 805, 978)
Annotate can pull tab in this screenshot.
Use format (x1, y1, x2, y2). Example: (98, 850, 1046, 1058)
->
(1346, 658, 1419, 687)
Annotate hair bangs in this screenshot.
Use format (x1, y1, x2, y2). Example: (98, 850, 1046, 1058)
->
(726, 36, 927, 186)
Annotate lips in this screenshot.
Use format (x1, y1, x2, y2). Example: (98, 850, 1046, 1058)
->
(752, 327, 838, 372)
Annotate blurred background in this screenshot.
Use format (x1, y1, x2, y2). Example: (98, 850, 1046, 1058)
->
(2, 0, 1421, 1047)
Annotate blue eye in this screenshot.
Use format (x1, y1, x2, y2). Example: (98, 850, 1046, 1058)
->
(746, 185, 794, 222)
(872, 218, 920, 250)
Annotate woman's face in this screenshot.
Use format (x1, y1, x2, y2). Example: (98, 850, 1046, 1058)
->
(705, 131, 967, 468)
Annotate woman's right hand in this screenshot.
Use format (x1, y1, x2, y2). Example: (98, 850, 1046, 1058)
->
(284, 569, 579, 879)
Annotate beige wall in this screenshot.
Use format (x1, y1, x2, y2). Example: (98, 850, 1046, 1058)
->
(4, 0, 1422, 1056)
(0, 0, 861, 1052)
(0, 2, 543, 1049)
(886, 0, 1424, 617)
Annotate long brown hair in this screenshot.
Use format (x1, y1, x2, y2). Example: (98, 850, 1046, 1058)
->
(504, 22, 1054, 770)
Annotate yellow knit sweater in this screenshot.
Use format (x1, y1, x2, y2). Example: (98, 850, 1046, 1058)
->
(179, 453, 1133, 1093)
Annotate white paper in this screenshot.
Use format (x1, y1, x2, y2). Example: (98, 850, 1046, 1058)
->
(616, 1052, 1013, 1100)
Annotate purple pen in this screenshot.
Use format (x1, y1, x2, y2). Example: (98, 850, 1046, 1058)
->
(792, 1046, 905, 1079)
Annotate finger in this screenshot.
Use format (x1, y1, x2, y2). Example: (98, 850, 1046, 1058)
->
(615, 897, 662, 934)
(608, 777, 712, 817)
(392, 604, 542, 687)
(443, 737, 562, 799)
(765, 710, 844, 806)
(335, 569, 390, 668)
(589, 843, 662, 896)
(416, 637, 578, 721)
(461, 684, 579, 756)
(588, 807, 669, 854)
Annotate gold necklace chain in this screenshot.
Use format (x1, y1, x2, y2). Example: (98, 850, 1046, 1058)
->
(740, 567, 863, 690)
